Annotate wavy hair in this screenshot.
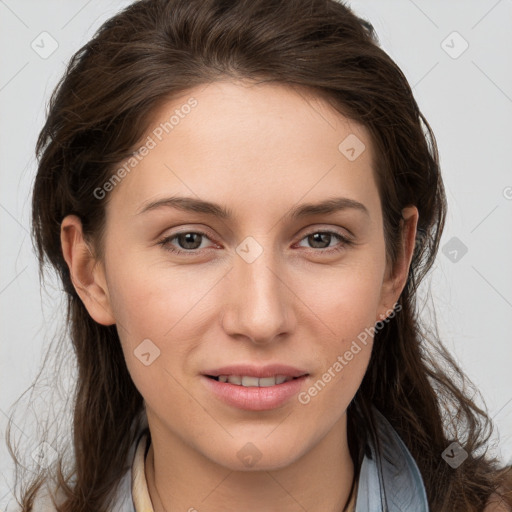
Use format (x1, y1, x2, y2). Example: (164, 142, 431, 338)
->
(7, 0, 511, 510)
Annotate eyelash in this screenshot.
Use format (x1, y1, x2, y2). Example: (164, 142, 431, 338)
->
(156, 229, 353, 256)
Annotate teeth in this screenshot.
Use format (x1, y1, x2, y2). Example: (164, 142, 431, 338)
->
(215, 375, 295, 387)
(258, 377, 277, 387)
(241, 376, 260, 387)
(228, 375, 242, 385)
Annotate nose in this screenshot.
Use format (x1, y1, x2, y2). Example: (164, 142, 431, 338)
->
(220, 242, 295, 346)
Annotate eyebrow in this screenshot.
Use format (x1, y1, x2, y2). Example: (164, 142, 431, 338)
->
(136, 196, 369, 219)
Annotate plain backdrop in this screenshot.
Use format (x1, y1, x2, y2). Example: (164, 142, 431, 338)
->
(1, 0, 511, 509)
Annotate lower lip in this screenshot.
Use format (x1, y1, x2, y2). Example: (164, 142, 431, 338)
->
(201, 375, 308, 411)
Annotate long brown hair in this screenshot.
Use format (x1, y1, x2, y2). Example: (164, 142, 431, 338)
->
(7, 0, 511, 510)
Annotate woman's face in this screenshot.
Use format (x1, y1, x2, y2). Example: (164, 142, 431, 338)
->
(66, 80, 416, 471)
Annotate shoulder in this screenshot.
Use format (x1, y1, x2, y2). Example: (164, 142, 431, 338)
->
(483, 493, 512, 512)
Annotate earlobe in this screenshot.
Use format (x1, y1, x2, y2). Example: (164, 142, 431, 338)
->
(377, 206, 418, 321)
(60, 215, 116, 326)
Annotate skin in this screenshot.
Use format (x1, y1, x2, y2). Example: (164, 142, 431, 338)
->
(61, 80, 418, 512)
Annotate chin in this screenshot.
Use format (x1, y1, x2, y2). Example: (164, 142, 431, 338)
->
(203, 437, 309, 472)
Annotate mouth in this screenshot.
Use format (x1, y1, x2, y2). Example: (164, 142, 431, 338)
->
(201, 371, 310, 411)
(205, 374, 306, 387)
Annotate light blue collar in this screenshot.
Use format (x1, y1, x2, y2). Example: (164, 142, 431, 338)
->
(111, 408, 429, 511)
(354, 407, 430, 511)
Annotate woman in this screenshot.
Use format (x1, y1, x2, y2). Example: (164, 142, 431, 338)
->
(7, 0, 512, 510)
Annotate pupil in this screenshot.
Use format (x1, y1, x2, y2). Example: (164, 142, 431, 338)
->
(310, 233, 330, 248)
(180, 233, 201, 249)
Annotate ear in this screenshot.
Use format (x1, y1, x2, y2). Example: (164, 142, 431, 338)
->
(377, 206, 418, 321)
(60, 214, 115, 326)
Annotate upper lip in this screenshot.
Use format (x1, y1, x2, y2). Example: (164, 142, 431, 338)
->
(202, 364, 309, 379)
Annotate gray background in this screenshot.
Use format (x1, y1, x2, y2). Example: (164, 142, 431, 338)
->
(1, 0, 511, 509)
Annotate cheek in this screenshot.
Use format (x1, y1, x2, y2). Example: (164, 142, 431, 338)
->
(105, 236, 219, 335)
(104, 258, 222, 391)
(295, 275, 378, 416)
(294, 254, 384, 396)
(298, 254, 386, 334)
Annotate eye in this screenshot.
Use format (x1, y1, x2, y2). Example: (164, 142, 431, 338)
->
(296, 230, 353, 253)
(157, 231, 216, 255)
(157, 228, 353, 257)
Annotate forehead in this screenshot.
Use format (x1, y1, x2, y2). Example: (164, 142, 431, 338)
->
(106, 80, 379, 222)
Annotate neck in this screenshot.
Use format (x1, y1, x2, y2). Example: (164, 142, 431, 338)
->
(145, 413, 356, 512)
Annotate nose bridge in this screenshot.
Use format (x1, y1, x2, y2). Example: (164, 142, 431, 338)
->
(222, 235, 292, 344)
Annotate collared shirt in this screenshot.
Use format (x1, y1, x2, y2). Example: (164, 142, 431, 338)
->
(110, 407, 429, 512)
